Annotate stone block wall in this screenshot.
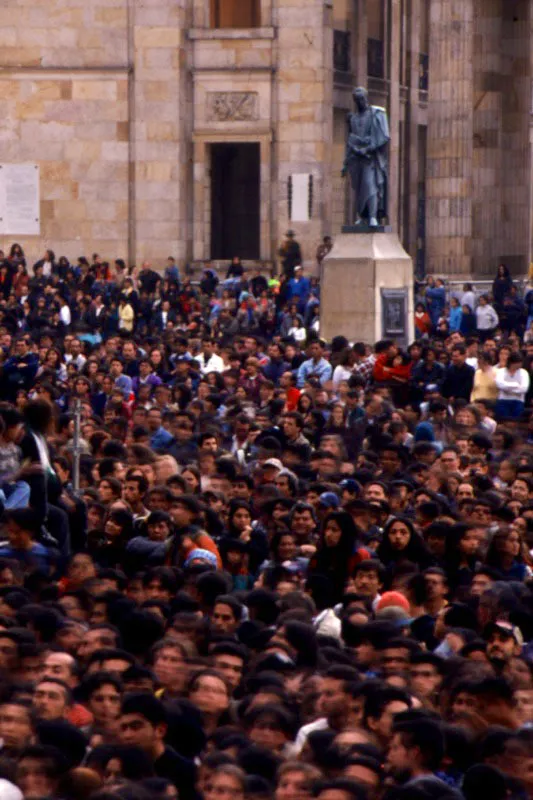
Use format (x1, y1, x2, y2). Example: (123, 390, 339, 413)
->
(0, 73, 129, 258)
(0, 0, 334, 271)
(0, 3, 128, 68)
(132, 2, 189, 264)
(275, 0, 333, 269)
(0, 0, 188, 268)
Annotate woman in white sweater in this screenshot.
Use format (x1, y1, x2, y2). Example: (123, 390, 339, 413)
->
(475, 294, 499, 340)
(495, 352, 530, 419)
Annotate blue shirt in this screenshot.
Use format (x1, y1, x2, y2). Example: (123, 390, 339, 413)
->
(0, 542, 51, 572)
(449, 305, 463, 331)
(150, 427, 174, 450)
(287, 276, 311, 300)
(297, 357, 332, 388)
(114, 374, 133, 398)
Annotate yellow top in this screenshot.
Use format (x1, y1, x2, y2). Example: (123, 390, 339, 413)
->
(471, 367, 498, 402)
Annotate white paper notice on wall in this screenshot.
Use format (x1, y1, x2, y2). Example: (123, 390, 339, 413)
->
(0, 164, 40, 235)
(290, 173, 311, 222)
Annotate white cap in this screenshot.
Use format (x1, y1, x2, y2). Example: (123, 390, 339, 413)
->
(0, 780, 23, 800)
(262, 458, 284, 471)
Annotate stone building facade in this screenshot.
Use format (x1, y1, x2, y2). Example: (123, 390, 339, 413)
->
(0, 0, 531, 277)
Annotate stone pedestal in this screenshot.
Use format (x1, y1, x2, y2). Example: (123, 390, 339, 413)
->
(320, 232, 414, 346)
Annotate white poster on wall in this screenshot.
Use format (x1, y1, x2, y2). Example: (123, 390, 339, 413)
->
(290, 173, 311, 222)
(0, 164, 40, 235)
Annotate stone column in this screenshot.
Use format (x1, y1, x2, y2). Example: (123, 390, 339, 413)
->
(275, 0, 333, 273)
(132, 0, 189, 265)
(388, 0, 401, 232)
(426, 0, 474, 277)
(192, 139, 207, 260)
(500, 0, 531, 275)
(471, 0, 502, 275)
(406, 0, 421, 262)
(353, 0, 368, 86)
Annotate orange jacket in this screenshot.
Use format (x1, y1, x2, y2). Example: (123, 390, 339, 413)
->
(178, 532, 223, 570)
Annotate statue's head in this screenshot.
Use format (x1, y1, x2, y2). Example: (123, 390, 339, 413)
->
(353, 86, 369, 111)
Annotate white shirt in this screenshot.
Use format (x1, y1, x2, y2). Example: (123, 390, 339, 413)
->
(0, 779, 23, 800)
(495, 367, 530, 402)
(481, 416, 497, 434)
(59, 305, 71, 326)
(64, 353, 87, 370)
(476, 304, 499, 330)
(288, 326, 306, 342)
(291, 717, 329, 756)
(197, 351, 225, 375)
(332, 364, 353, 390)
(461, 290, 476, 310)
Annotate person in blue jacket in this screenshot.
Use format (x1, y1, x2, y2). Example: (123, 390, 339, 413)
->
(448, 297, 463, 332)
(425, 277, 446, 329)
(287, 266, 311, 315)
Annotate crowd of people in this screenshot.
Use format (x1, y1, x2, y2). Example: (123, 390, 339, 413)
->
(0, 242, 530, 799)
(415, 265, 533, 342)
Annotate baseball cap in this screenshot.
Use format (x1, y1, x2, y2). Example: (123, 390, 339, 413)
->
(339, 479, 361, 495)
(318, 492, 340, 509)
(376, 606, 412, 626)
(262, 458, 284, 471)
(483, 620, 524, 647)
(146, 511, 171, 526)
(376, 591, 411, 613)
(184, 549, 218, 569)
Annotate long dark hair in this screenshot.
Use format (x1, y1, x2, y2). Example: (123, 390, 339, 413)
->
(443, 523, 478, 588)
(227, 500, 252, 538)
(172, 383, 192, 410)
(485, 526, 527, 569)
(320, 509, 361, 552)
(377, 516, 433, 568)
(309, 510, 363, 595)
(106, 508, 135, 543)
(23, 398, 54, 435)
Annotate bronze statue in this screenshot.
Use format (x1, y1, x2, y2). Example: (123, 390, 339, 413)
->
(342, 87, 390, 227)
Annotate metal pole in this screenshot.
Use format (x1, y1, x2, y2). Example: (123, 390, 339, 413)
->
(72, 399, 82, 495)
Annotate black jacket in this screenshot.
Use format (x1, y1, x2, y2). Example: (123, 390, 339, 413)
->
(441, 363, 475, 401)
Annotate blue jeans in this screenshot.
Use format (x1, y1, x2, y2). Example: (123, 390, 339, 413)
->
(495, 400, 524, 420)
(0, 480, 31, 509)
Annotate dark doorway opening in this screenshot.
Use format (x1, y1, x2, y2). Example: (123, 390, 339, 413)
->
(210, 142, 260, 261)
